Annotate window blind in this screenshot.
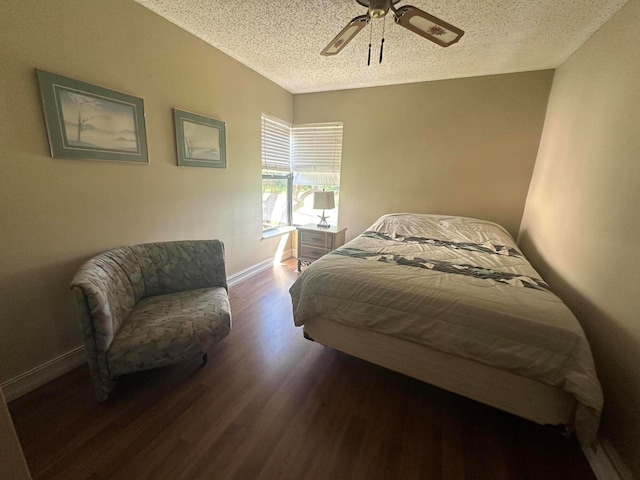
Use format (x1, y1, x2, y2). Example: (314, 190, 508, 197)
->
(261, 114, 291, 172)
(291, 123, 343, 178)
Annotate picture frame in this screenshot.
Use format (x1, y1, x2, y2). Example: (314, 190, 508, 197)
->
(36, 69, 148, 164)
(173, 109, 226, 168)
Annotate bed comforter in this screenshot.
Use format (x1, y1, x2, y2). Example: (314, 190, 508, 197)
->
(290, 213, 603, 445)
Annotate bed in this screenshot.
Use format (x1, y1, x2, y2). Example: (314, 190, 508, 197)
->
(289, 213, 603, 445)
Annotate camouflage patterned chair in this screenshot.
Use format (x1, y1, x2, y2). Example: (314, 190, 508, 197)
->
(71, 240, 231, 402)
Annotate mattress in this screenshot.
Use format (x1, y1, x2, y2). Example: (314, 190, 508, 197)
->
(290, 213, 603, 444)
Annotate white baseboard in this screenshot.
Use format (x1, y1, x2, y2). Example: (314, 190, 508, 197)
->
(2, 254, 293, 402)
(227, 250, 293, 287)
(583, 437, 634, 480)
(1, 346, 87, 402)
(227, 257, 273, 287)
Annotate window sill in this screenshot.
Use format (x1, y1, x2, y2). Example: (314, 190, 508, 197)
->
(262, 226, 296, 239)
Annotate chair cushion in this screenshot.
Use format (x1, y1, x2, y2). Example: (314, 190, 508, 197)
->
(107, 287, 231, 376)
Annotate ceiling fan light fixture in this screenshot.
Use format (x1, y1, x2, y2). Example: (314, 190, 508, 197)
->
(368, 0, 390, 18)
(321, 14, 370, 56)
(393, 6, 464, 47)
(322, 1, 464, 57)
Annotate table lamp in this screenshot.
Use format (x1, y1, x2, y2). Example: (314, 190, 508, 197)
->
(313, 191, 335, 228)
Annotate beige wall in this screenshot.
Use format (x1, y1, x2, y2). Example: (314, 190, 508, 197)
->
(518, 0, 640, 475)
(0, 0, 293, 383)
(294, 71, 554, 240)
(0, 389, 31, 479)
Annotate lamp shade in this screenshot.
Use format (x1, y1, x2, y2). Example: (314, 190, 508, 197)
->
(313, 191, 335, 210)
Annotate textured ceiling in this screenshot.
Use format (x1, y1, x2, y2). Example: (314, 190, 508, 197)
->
(135, 0, 628, 94)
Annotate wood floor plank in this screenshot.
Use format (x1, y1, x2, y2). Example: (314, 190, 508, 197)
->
(9, 259, 597, 480)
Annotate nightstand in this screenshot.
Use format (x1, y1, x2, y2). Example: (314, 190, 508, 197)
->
(297, 224, 347, 271)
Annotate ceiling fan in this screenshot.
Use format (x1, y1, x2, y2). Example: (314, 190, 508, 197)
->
(321, 0, 464, 63)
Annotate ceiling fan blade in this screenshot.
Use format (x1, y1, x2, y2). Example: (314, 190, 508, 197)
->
(393, 6, 464, 47)
(321, 14, 370, 56)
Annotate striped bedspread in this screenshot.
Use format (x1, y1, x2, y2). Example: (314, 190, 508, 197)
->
(290, 213, 603, 444)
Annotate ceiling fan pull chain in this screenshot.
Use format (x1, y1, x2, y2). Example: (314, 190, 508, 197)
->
(379, 15, 386, 64)
(367, 17, 373, 66)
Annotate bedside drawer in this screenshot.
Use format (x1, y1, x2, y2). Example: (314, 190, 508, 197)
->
(300, 231, 334, 249)
(299, 245, 331, 260)
(296, 225, 347, 271)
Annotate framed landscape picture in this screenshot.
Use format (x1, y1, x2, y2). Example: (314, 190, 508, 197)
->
(173, 109, 226, 168)
(36, 69, 148, 164)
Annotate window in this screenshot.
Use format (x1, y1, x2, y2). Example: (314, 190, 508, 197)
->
(261, 114, 292, 230)
(261, 114, 343, 231)
(262, 173, 292, 230)
(291, 123, 342, 226)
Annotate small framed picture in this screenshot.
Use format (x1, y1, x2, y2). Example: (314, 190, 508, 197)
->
(36, 69, 148, 164)
(173, 109, 226, 168)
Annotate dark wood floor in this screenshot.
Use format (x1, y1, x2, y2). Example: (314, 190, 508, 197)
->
(9, 259, 596, 480)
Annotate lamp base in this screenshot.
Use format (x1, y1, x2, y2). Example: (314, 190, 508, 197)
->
(317, 211, 330, 228)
